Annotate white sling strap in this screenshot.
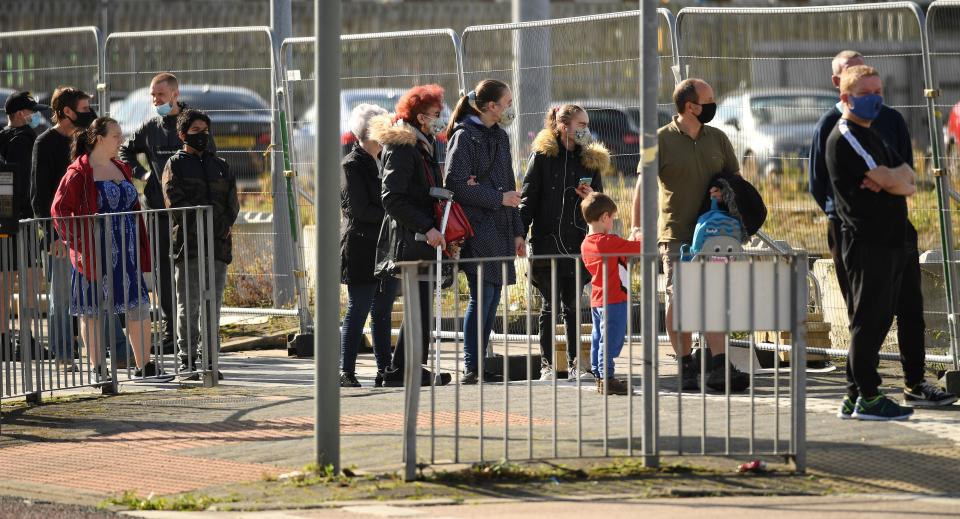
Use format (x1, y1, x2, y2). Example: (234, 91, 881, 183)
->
(837, 118, 878, 170)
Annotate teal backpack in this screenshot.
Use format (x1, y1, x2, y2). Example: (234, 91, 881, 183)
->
(681, 198, 744, 261)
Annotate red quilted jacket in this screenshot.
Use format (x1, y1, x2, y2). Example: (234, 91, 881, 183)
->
(50, 154, 152, 278)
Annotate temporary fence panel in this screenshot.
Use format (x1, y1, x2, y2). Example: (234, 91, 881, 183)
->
(0, 27, 103, 125)
(458, 9, 679, 340)
(2, 208, 219, 403)
(102, 27, 298, 317)
(279, 30, 465, 336)
(676, 3, 954, 364)
(386, 252, 806, 480)
(926, 0, 960, 370)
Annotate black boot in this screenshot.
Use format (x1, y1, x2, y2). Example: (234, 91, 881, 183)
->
(680, 354, 699, 391)
(706, 353, 750, 393)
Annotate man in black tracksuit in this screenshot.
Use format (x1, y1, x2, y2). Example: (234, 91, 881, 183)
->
(825, 65, 955, 421)
(118, 73, 215, 352)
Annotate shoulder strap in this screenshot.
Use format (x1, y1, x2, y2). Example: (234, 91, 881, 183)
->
(837, 119, 878, 170)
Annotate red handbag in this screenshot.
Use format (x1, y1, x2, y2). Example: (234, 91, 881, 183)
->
(422, 156, 474, 248)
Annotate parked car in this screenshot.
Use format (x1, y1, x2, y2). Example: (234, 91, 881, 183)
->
(709, 88, 838, 178)
(112, 84, 272, 191)
(944, 100, 960, 173)
(291, 88, 451, 193)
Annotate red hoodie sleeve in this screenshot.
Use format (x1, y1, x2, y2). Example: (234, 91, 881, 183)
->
(600, 234, 642, 255)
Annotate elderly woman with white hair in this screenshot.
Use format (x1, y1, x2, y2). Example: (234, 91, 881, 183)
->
(339, 103, 396, 387)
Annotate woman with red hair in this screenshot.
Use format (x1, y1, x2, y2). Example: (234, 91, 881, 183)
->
(372, 84, 451, 387)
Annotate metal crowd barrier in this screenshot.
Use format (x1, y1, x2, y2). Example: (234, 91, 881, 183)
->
(393, 251, 807, 480)
(1, 207, 219, 402)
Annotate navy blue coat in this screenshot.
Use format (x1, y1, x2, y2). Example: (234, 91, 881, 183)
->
(445, 118, 524, 286)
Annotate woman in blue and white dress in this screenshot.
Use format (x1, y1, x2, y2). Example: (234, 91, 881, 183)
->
(52, 117, 163, 381)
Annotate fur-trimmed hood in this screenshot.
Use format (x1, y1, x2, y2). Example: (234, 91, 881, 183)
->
(531, 128, 611, 173)
(369, 114, 417, 147)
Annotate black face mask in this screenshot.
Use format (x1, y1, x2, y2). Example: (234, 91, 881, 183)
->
(71, 109, 97, 129)
(184, 132, 209, 152)
(695, 102, 717, 125)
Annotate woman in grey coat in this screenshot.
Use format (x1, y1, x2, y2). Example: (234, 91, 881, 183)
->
(444, 79, 525, 385)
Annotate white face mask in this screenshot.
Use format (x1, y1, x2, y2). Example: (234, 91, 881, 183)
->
(498, 105, 516, 128)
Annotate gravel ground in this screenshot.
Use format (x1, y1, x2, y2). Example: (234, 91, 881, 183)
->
(0, 496, 120, 519)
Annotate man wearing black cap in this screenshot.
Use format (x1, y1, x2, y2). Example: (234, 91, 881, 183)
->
(0, 91, 47, 361)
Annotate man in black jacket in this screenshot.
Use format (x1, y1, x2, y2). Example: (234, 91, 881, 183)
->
(0, 91, 45, 360)
(119, 72, 216, 353)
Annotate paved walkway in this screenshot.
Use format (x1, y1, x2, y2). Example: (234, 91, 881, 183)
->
(2, 347, 960, 506)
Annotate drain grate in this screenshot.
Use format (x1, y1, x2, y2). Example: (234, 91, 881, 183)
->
(137, 396, 267, 407)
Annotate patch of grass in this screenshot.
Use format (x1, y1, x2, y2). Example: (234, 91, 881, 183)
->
(99, 490, 235, 511)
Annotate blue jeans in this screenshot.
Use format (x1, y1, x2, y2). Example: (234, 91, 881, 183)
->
(341, 277, 399, 373)
(48, 253, 127, 361)
(463, 275, 501, 373)
(591, 301, 627, 379)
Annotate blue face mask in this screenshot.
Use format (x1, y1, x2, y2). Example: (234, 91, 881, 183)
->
(28, 111, 42, 128)
(155, 102, 173, 117)
(848, 94, 883, 121)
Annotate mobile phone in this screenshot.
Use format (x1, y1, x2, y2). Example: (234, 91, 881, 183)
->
(578, 177, 592, 186)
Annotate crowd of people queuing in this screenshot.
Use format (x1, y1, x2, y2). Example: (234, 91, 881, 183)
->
(1, 49, 956, 419)
(0, 72, 238, 383)
(338, 55, 956, 418)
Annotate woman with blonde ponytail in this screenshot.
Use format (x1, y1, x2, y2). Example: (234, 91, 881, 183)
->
(518, 104, 610, 382)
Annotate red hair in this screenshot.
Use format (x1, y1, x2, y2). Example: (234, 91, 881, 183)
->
(395, 84, 445, 126)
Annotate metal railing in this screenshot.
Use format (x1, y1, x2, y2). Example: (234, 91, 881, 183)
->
(392, 251, 807, 480)
(1, 207, 220, 401)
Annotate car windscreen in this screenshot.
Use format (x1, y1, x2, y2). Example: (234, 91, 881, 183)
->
(750, 95, 837, 125)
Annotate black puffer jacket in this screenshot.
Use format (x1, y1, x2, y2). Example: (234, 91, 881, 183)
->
(372, 116, 440, 278)
(520, 129, 609, 276)
(161, 149, 239, 264)
(444, 117, 523, 286)
(118, 102, 216, 210)
(340, 143, 386, 284)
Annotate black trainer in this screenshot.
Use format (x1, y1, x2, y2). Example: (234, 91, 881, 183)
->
(461, 371, 502, 385)
(680, 355, 699, 391)
(340, 372, 361, 388)
(853, 394, 913, 421)
(705, 354, 750, 393)
(903, 381, 958, 407)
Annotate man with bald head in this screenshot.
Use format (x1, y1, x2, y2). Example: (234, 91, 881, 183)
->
(652, 78, 749, 393)
(810, 51, 955, 412)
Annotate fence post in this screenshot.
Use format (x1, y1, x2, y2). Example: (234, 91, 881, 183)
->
(639, 0, 660, 469)
(401, 263, 425, 482)
(314, 0, 341, 474)
(271, 0, 296, 307)
(791, 254, 808, 473)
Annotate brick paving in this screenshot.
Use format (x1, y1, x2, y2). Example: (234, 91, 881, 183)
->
(2, 348, 959, 503)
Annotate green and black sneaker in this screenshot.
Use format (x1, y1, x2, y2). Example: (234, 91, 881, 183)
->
(837, 395, 856, 419)
(852, 394, 914, 421)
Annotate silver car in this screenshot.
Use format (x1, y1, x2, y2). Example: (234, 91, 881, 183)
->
(709, 88, 839, 178)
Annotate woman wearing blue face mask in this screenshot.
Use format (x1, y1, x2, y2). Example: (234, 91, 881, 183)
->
(444, 79, 525, 385)
(519, 104, 610, 382)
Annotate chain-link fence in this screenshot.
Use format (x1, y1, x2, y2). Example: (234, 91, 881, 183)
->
(926, 0, 960, 369)
(0, 27, 103, 126)
(676, 3, 957, 368)
(103, 27, 300, 318)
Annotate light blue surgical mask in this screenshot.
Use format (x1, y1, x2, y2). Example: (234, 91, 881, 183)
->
(28, 111, 42, 128)
(155, 102, 173, 117)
